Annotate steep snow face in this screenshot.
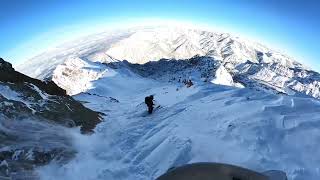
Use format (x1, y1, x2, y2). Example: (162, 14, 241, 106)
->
(37, 64, 320, 180)
(211, 65, 236, 86)
(52, 57, 117, 95)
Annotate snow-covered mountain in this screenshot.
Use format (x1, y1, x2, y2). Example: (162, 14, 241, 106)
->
(0, 58, 101, 178)
(17, 26, 320, 99)
(9, 26, 320, 180)
(18, 26, 302, 77)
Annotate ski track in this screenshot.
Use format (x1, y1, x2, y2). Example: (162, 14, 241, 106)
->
(37, 76, 320, 180)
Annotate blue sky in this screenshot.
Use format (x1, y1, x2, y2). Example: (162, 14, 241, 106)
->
(0, 0, 319, 70)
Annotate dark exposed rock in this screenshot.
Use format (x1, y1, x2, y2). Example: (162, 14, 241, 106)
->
(0, 58, 102, 133)
(0, 58, 66, 96)
(113, 56, 217, 82)
(0, 82, 102, 133)
(0, 58, 14, 71)
(0, 58, 102, 178)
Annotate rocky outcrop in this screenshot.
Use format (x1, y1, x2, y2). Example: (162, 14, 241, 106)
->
(234, 62, 320, 98)
(103, 55, 320, 98)
(52, 57, 110, 95)
(0, 58, 102, 132)
(0, 58, 66, 96)
(0, 58, 102, 178)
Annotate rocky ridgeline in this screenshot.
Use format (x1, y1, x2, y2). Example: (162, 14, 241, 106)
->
(15, 26, 320, 99)
(0, 58, 66, 96)
(0, 58, 102, 179)
(50, 54, 320, 99)
(104, 55, 320, 98)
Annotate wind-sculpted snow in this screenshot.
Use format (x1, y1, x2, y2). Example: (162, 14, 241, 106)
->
(37, 65, 320, 180)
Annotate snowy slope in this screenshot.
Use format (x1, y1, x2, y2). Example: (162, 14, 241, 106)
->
(37, 63, 320, 180)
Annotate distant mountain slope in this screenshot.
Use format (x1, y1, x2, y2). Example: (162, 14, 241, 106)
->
(0, 58, 102, 178)
(17, 30, 134, 79)
(11, 26, 320, 180)
(16, 26, 302, 79)
(16, 26, 320, 99)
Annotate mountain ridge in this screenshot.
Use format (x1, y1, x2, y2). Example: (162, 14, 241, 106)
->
(16, 26, 303, 78)
(16, 26, 320, 99)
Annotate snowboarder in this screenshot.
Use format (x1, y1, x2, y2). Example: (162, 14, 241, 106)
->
(186, 79, 193, 88)
(145, 95, 154, 114)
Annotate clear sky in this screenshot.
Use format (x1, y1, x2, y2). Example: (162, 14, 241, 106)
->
(0, 0, 319, 70)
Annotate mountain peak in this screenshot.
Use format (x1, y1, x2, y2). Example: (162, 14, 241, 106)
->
(16, 26, 300, 79)
(0, 58, 14, 71)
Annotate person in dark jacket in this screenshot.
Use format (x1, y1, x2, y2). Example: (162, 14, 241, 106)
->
(145, 95, 154, 114)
